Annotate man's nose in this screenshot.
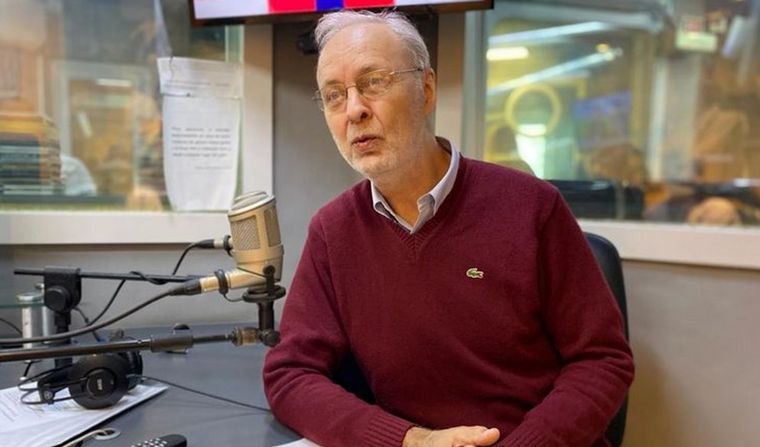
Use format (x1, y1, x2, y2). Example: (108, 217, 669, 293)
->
(345, 87, 371, 123)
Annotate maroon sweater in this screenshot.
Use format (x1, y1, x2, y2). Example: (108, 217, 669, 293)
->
(263, 157, 634, 447)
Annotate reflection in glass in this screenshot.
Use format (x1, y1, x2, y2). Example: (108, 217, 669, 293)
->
(0, 0, 241, 211)
(481, 0, 760, 227)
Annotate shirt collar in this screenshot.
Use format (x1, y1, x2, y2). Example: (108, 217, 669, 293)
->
(427, 137, 460, 215)
(371, 137, 461, 232)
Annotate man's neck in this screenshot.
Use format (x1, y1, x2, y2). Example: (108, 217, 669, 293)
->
(373, 136, 451, 226)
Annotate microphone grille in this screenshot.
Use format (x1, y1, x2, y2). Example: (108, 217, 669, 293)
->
(231, 216, 261, 250)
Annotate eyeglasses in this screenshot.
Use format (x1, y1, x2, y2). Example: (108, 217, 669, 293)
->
(313, 68, 423, 113)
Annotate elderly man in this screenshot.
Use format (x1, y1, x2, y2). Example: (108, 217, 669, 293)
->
(263, 10, 633, 447)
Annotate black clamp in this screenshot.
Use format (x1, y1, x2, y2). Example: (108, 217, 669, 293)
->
(222, 235, 233, 256)
(213, 269, 229, 296)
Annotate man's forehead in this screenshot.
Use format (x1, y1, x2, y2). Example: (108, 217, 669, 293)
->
(317, 24, 407, 81)
(326, 22, 396, 46)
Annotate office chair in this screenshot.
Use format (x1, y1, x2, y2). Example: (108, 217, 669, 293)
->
(585, 232, 630, 447)
(334, 233, 631, 446)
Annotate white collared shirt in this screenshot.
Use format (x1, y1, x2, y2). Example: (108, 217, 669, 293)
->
(371, 137, 460, 233)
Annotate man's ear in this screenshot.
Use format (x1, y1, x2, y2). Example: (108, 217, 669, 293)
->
(423, 68, 437, 115)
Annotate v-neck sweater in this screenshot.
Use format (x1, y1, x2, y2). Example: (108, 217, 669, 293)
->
(263, 157, 634, 447)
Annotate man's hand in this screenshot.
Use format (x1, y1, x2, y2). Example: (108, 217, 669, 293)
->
(403, 426, 501, 447)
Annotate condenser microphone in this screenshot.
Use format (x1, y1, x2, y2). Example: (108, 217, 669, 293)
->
(170, 191, 284, 296)
(227, 191, 283, 280)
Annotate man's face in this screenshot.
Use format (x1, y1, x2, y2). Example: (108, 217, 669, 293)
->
(316, 23, 435, 181)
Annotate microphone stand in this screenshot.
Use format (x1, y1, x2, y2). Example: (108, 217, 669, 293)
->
(9, 266, 287, 362)
(13, 267, 201, 367)
(0, 327, 268, 363)
(14, 268, 200, 284)
(241, 265, 286, 347)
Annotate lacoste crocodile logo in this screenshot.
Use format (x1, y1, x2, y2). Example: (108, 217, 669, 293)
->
(466, 268, 484, 279)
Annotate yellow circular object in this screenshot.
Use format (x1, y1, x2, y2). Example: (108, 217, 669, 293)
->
(504, 83, 562, 137)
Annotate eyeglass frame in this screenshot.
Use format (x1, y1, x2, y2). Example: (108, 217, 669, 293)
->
(312, 67, 424, 112)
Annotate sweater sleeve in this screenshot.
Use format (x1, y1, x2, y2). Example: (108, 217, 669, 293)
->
(263, 215, 415, 447)
(503, 191, 635, 447)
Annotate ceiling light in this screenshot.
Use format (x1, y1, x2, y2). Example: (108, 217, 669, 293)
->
(487, 47, 530, 61)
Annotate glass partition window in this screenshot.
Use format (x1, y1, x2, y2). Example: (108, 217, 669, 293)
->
(478, 0, 760, 227)
(0, 0, 241, 211)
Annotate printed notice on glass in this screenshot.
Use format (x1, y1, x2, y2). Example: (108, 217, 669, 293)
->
(157, 57, 242, 211)
(162, 95, 240, 211)
(157, 57, 242, 98)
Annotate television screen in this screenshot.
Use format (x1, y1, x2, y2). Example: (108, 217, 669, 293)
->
(190, 0, 494, 26)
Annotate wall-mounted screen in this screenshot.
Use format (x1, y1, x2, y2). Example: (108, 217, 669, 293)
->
(190, 0, 494, 26)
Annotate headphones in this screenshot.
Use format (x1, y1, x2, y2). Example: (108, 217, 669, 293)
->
(20, 350, 143, 409)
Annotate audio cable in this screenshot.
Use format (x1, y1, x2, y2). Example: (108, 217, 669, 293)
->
(0, 238, 234, 348)
(171, 242, 202, 275)
(0, 288, 174, 347)
(172, 236, 233, 275)
(60, 427, 120, 447)
(72, 307, 103, 342)
(13, 370, 272, 411)
(140, 375, 271, 413)
(73, 239, 230, 332)
(0, 316, 22, 335)
(86, 280, 126, 326)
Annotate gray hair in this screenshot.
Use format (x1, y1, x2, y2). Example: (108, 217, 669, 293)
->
(314, 10, 431, 69)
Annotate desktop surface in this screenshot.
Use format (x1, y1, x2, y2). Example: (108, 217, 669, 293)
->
(0, 324, 299, 447)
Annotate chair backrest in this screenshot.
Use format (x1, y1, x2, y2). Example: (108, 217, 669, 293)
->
(584, 232, 629, 446)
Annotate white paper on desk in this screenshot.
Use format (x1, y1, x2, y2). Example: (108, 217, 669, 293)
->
(274, 439, 323, 447)
(0, 383, 166, 447)
(157, 57, 242, 98)
(162, 95, 240, 211)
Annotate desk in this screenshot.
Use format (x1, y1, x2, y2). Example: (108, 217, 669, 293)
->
(0, 324, 300, 447)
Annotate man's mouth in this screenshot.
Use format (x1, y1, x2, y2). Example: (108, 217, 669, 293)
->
(351, 135, 380, 151)
(351, 135, 377, 144)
